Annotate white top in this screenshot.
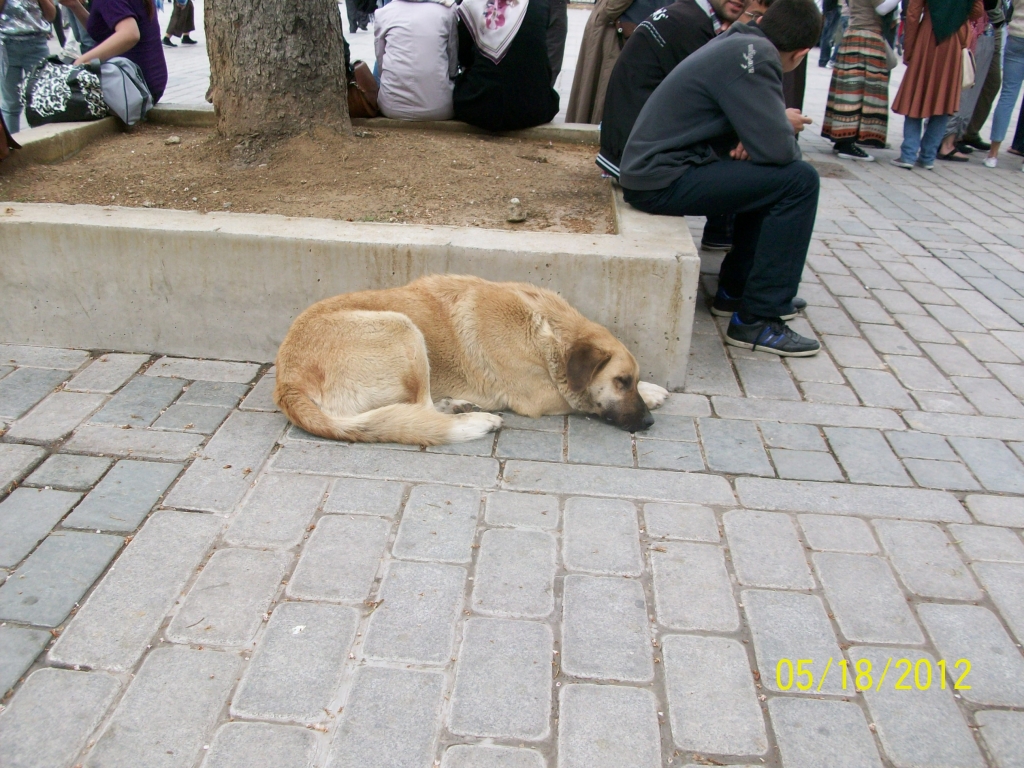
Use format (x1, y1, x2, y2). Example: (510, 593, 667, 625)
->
(374, 0, 459, 121)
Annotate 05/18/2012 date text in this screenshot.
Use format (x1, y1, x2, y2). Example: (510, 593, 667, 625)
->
(775, 658, 971, 692)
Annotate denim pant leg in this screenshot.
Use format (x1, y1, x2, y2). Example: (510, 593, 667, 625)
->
(919, 115, 951, 164)
(991, 34, 1024, 143)
(623, 160, 820, 318)
(900, 116, 923, 163)
(818, 9, 841, 66)
(1012, 97, 1024, 153)
(0, 35, 49, 133)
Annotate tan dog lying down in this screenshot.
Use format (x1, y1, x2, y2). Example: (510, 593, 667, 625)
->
(274, 275, 669, 445)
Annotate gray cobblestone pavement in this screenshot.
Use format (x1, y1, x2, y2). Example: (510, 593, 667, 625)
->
(5, 17, 1024, 768)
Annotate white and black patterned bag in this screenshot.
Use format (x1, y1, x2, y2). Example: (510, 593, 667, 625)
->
(20, 56, 108, 128)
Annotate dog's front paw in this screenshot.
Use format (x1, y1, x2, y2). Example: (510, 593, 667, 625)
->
(638, 381, 669, 409)
(435, 398, 483, 414)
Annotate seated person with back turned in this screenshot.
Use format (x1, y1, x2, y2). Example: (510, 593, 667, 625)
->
(619, 0, 822, 357)
(453, 0, 560, 131)
(374, 0, 459, 121)
(597, 0, 744, 253)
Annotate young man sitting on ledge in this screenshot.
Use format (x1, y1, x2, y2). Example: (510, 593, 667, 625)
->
(618, 0, 823, 357)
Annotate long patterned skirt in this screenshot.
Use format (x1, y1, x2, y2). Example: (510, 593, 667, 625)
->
(821, 28, 891, 146)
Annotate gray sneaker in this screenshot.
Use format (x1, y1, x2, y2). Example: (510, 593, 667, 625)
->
(726, 316, 820, 357)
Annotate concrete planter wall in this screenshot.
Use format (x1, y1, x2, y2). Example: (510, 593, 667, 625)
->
(1, 110, 699, 389)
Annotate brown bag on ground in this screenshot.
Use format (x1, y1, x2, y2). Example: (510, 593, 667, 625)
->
(1, 113, 20, 163)
(348, 60, 380, 119)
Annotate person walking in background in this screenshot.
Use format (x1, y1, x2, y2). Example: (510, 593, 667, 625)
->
(958, 0, 1006, 152)
(819, 0, 841, 63)
(891, 0, 984, 170)
(821, 0, 898, 160)
(0, 0, 56, 133)
(982, 7, 1024, 166)
(161, 0, 194, 46)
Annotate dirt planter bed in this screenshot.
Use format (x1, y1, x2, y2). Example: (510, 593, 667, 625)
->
(0, 108, 699, 389)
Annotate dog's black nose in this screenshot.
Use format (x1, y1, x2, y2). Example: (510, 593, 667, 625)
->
(634, 412, 655, 431)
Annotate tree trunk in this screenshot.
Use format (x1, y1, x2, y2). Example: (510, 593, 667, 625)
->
(205, 0, 351, 140)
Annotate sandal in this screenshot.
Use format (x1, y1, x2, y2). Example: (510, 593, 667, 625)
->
(937, 149, 970, 162)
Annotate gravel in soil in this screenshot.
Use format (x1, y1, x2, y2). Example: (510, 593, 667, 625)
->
(0, 123, 615, 233)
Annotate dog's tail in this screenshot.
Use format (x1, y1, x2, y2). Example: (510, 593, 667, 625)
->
(274, 382, 500, 446)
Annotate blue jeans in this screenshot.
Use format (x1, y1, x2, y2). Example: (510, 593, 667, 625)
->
(818, 9, 841, 66)
(991, 34, 1024, 143)
(624, 159, 819, 319)
(1, 34, 50, 133)
(900, 115, 950, 165)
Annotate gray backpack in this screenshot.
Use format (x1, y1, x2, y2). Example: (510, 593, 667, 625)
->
(100, 57, 153, 126)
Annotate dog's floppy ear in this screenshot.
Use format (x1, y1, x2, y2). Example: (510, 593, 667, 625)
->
(566, 341, 612, 393)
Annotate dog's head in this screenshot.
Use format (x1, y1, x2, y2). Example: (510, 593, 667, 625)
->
(566, 338, 654, 432)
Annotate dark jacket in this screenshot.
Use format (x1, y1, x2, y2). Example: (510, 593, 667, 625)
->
(453, 0, 560, 132)
(618, 23, 800, 191)
(597, 0, 717, 177)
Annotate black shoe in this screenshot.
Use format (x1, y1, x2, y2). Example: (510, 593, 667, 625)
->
(711, 289, 806, 321)
(726, 315, 820, 357)
(962, 135, 991, 152)
(955, 141, 975, 155)
(834, 142, 874, 161)
(162, 36, 176, 47)
(181, 35, 197, 44)
(701, 234, 733, 251)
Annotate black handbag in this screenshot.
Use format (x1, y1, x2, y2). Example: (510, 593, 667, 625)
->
(20, 55, 109, 128)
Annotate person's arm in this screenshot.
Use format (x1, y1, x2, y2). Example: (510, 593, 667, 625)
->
(373, 19, 385, 72)
(38, 0, 57, 22)
(446, 9, 459, 80)
(716, 57, 800, 165)
(595, 0, 634, 27)
(59, 0, 90, 27)
(74, 15, 139, 64)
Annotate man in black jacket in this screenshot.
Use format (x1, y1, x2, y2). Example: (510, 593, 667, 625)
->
(598, 0, 743, 251)
(620, 0, 822, 357)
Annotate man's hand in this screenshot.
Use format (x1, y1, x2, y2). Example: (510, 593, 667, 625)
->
(730, 142, 749, 160)
(786, 108, 813, 134)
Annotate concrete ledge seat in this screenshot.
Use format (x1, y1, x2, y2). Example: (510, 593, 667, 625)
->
(1, 106, 701, 390)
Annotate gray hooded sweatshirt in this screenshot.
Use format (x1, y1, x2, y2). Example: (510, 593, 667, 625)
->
(618, 23, 800, 191)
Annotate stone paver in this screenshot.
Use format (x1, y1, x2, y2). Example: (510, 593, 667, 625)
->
(965, 494, 1024, 527)
(950, 436, 1024, 492)
(0, 443, 47, 490)
(918, 603, 1024, 707)
(557, 684, 661, 768)
(561, 574, 653, 682)
(874, 520, 982, 600)
(392, 484, 481, 563)
(770, 448, 844, 480)
(89, 375, 185, 427)
(64, 459, 182, 531)
(663, 634, 767, 755)
(851, 647, 984, 768)
(231, 601, 358, 723)
(362, 560, 466, 664)
(949, 523, 1024, 562)
(442, 745, 545, 768)
(224, 472, 329, 548)
(202, 722, 317, 768)
(651, 542, 738, 631)
(767, 698, 883, 768)
(798, 513, 878, 553)
(812, 552, 924, 644)
(66, 353, 149, 393)
(723, 509, 814, 589)
(85, 647, 241, 768)
(472, 528, 556, 618)
(699, 417, 774, 476)
(167, 547, 291, 646)
(562, 497, 642, 576)
(975, 710, 1024, 768)
(24, 453, 111, 490)
(0, 626, 50, 695)
(0, 668, 121, 768)
(153, 403, 232, 433)
(145, 356, 260, 382)
(239, 373, 278, 411)
(485, 490, 559, 529)
(972, 562, 1024, 644)
(49, 510, 221, 672)
(0, 367, 72, 420)
(62, 424, 205, 460)
(825, 427, 912, 485)
(448, 617, 553, 740)
(287, 514, 389, 602)
(743, 589, 846, 695)
(567, 415, 633, 465)
(326, 666, 445, 768)
(643, 502, 719, 541)
(324, 476, 405, 516)
(178, 380, 250, 408)
(0, 488, 81, 568)
(6, 391, 107, 442)
(0, 531, 123, 627)
(0, 344, 89, 370)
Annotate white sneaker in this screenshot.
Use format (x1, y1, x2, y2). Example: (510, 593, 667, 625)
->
(890, 158, 915, 169)
(984, 156, 998, 168)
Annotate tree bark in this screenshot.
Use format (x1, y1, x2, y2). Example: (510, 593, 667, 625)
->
(205, 0, 351, 140)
